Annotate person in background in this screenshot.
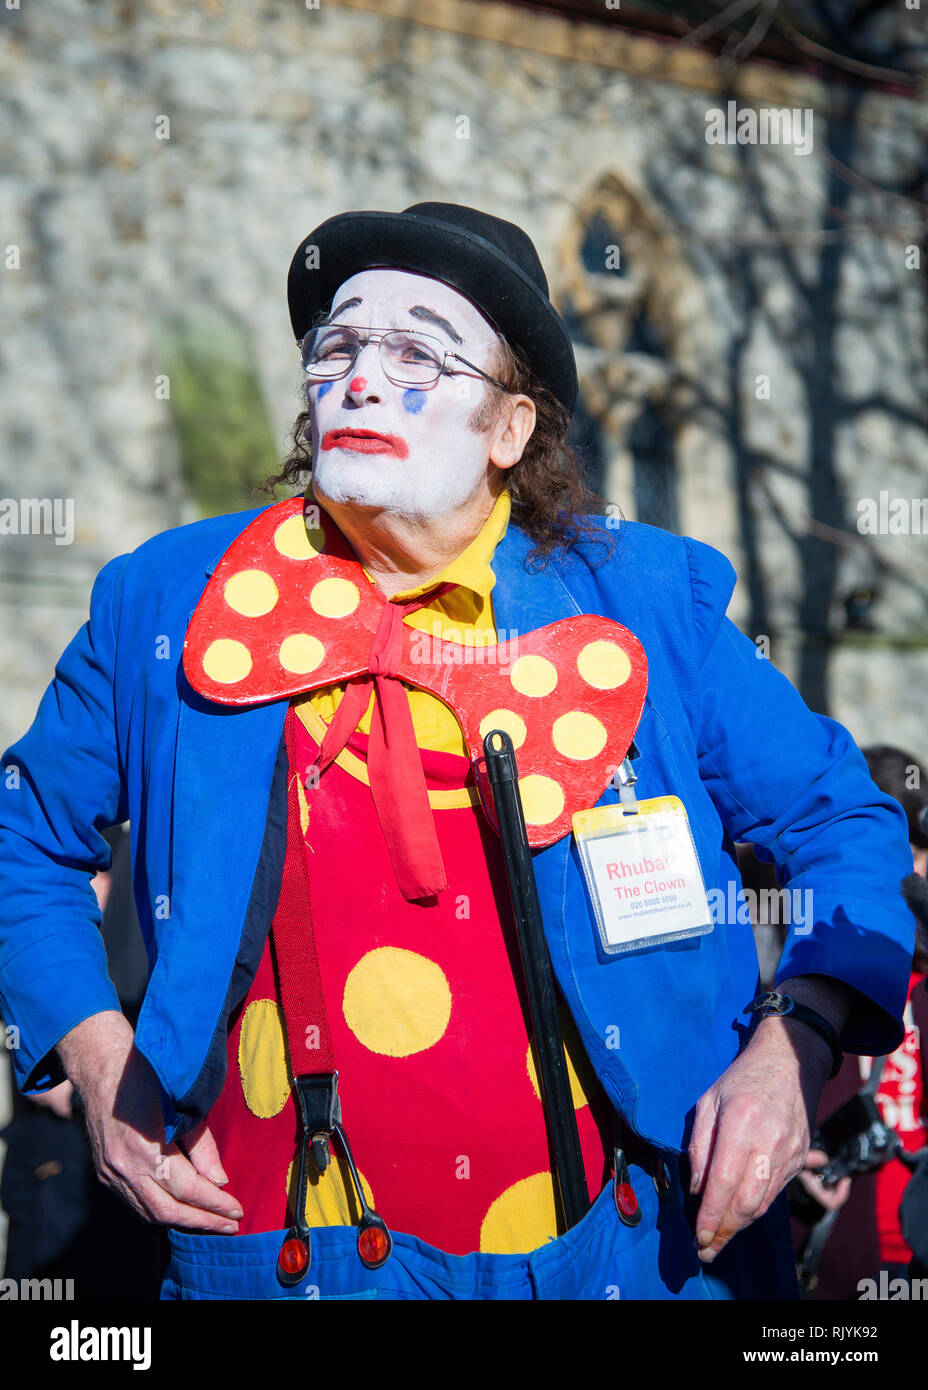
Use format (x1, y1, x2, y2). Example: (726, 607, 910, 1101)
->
(791, 746, 928, 1298)
(0, 824, 168, 1296)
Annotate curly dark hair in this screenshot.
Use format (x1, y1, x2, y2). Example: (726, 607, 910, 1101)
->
(254, 318, 616, 569)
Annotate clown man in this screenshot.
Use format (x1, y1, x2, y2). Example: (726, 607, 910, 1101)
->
(0, 203, 916, 1300)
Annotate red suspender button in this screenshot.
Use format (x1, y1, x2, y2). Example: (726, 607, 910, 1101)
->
(278, 1236, 310, 1279)
(615, 1183, 638, 1220)
(357, 1220, 392, 1268)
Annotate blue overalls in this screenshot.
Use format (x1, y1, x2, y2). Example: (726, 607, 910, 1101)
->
(160, 1160, 797, 1300)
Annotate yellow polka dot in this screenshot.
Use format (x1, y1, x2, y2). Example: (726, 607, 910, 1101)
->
(238, 999, 291, 1119)
(202, 638, 252, 684)
(224, 569, 279, 618)
(518, 774, 565, 826)
(510, 654, 558, 697)
(285, 1157, 375, 1228)
(342, 947, 451, 1057)
(551, 710, 607, 761)
(526, 1009, 599, 1110)
(279, 633, 326, 674)
(480, 1173, 558, 1254)
(310, 577, 360, 619)
(479, 709, 528, 750)
(274, 513, 325, 560)
(577, 640, 631, 690)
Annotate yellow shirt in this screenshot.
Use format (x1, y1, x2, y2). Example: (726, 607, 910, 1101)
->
(292, 491, 511, 781)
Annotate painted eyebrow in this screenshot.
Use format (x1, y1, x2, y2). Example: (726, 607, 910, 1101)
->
(325, 297, 463, 346)
(408, 305, 463, 346)
(325, 297, 362, 324)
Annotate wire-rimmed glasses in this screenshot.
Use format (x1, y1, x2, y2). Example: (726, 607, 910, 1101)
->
(299, 325, 510, 392)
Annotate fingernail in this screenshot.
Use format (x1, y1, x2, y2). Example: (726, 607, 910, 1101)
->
(211, 1169, 229, 1185)
(697, 1245, 717, 1264)
(229, 1207, 244, 1220)
(221, 1223, 238, 1234)
(697, 1228, 715, 1247)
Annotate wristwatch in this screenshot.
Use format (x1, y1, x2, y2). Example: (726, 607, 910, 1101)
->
(744, 992, 844, 1079)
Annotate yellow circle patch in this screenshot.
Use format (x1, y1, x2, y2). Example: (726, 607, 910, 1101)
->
(310, 577, 360, 619)
(518, 774, 565, 826)
(479, 709, 528, 750)
(279, 633, 326, 674)
(551, 710, 607, 761)
(479, 1173, 558, 1254)
(274, 513, 325, 560)
(224, 569, 279, 618)
(526, 1010, 599, 1111)
(238, 998, 291, 1119)
(285, 1157, 375, 1228)
(510, 654, 558, 698)
(577, 641, 631, 690)
(203, 638, 252, 684)
(342, 947, 451, 1057)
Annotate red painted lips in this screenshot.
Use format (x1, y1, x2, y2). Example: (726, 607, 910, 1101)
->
(322, 429, 409, 458)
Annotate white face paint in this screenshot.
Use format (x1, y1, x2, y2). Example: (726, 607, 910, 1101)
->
(306, 268, 503, 523)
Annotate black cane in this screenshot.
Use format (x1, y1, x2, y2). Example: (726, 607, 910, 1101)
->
(483, 729, 590, 1233)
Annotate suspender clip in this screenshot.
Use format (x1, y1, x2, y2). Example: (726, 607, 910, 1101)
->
(613, 1146, 642, 1227)
(610, 740, 642, 815)
(277, 1073, 342, 1287)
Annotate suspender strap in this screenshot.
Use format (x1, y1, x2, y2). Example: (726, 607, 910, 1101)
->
(274, 704, 392, 1286)
(483, 728, 591, 1233)
(271, 705, 336, 1069)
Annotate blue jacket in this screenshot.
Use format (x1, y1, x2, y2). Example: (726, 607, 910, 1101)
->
(0, 506, 916, 1157)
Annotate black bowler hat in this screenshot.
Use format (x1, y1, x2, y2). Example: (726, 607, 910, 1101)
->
(286, 202, 578, 417)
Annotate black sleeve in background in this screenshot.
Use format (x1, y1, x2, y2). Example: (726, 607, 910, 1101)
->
(99, 823, 149, 1023)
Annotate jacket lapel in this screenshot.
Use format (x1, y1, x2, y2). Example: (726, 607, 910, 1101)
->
(488, 526, 588, 958)
(490, 523, 643, 1121)
(490, 526, 584, 632)
(138, 547, 290, 1107)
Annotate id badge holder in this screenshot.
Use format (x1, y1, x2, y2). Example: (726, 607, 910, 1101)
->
(572, 755, 714, 956)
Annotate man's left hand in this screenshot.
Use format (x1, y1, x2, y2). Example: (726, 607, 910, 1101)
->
(688, 974, 851, 1263)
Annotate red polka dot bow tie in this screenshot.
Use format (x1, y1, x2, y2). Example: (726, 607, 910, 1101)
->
(183, 497, 648, 901)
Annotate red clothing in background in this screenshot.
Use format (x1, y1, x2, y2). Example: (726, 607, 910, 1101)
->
(870, 971, 927, 1263)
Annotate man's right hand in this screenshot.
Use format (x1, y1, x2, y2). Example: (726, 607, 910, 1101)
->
(56, 1011, 243, 1233)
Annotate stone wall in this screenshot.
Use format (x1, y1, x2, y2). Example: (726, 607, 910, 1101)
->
(1, 0, 926, 764)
